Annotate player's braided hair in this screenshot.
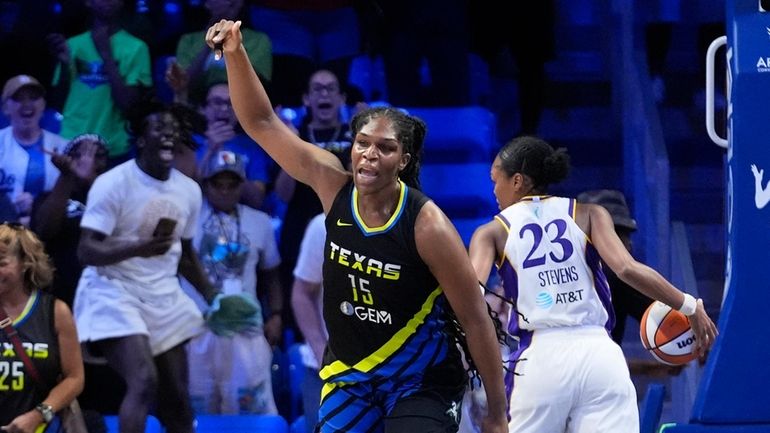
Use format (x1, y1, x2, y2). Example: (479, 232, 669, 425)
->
(444, 282, 512, 388)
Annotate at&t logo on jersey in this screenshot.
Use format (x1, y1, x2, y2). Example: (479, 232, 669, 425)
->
(535, 289, 585, 309)
(535, 291, 554, 309)
(340, 301, 392, 324)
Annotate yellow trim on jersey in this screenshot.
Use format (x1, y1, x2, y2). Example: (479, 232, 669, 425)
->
(493, 215, 510, 269)
(320, 286, 443, 380)
(320, 382, 338, 403)
(574, 202, 592, 243)
(352, 180, 407, 234)
(14, 290, 39, 325)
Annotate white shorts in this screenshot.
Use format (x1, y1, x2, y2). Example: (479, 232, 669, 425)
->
(508, 326, 638, 433)
(74, 268, 204, 356)
(187, 330, 277, 415)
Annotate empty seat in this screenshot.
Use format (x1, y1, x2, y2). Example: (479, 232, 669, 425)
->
(402, 106, 497, 163)
(348, 54, 388, 102)
(194, 414, 289, 433)
(290, 415, 306, 433)
(287, 343, 305, 421)
(103, 414, 163, 433)
(420, 163, 498, 220)
(451, 217, 495, 247)
(639, 383, 666, 433)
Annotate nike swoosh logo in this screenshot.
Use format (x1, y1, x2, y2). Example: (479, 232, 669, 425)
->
(336, 219, 353, 227)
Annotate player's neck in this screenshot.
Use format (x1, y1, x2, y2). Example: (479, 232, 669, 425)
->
(355, 181, 400, 226)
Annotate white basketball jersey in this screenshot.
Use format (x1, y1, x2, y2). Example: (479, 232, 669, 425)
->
(496, 196, 614, 334)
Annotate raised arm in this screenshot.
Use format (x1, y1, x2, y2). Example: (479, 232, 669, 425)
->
(207, 20, 348, 211)
(415, 203, 507, 433)
(579, 203, 718, 357)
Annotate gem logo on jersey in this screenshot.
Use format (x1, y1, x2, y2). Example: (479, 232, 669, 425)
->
(339, 301, 392, 324)
(340, 302, 355, 316)
(535, 291, 554, 309)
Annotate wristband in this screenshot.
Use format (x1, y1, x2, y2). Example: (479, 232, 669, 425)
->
(678, 293, 697, 316)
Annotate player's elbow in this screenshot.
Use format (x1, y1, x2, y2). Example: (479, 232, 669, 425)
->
(613, 259, 643, 285)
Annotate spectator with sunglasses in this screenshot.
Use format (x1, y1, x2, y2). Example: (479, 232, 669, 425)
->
(0, 222, 84, 433)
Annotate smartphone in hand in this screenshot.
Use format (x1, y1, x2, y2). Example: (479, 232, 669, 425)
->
(152, 217, 177, 237)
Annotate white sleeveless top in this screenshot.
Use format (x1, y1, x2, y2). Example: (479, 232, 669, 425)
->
(496, 196, 614, 335)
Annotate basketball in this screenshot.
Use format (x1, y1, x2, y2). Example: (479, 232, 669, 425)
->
(639, 301, 698, 365)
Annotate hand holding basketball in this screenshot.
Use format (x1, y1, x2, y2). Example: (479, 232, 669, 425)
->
(688, 297, 718, 357)
(640, 299, 718, 365)
(641, 301, 696, 365)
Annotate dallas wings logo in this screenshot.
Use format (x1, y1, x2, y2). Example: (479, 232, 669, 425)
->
(750, 164, 770, 210)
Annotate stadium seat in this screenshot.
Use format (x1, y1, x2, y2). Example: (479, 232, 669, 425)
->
(451, 217, 495, 247)
(401, 106, 497, 163)
(348, 54, 388, 102)
(420, 163, 498, 220)
(639, 383, 666, 433)
(194, 414, 289, 433)
(103, 414, 163, 433)
(287, 343, 306, 421)
(290, 415, 306, 433)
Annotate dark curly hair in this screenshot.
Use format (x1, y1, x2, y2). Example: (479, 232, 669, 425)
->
(350, 107, 426, 190)
(126, 96, 205, 152)
(497, 135, 570, 191)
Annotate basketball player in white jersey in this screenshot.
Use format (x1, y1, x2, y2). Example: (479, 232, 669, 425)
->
(469, 136, 718, 433)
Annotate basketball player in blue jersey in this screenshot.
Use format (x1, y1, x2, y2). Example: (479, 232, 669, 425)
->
(468, 136, 718, 433)
(207, 20, 508, 433)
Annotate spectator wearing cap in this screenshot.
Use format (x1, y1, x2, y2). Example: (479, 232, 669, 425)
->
(193, 82, 273, 210)
(183, 150, 283, 415)
(577, 189, 652, 344)
(0, 74, 69, 224)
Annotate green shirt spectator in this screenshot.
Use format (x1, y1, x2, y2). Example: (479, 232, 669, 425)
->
(175, 28, 271, 104)
(52, 29, 151, 158)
